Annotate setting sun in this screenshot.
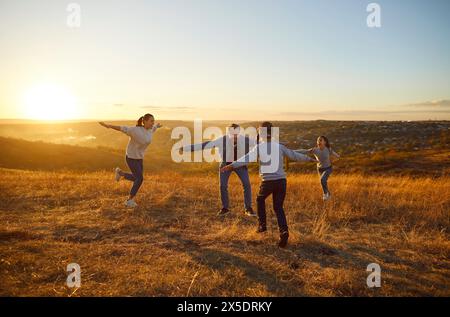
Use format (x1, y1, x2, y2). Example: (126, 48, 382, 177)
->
(22, 83, 78, 120)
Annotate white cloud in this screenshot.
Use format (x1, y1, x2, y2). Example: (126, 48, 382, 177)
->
(404, 99, 450, 107)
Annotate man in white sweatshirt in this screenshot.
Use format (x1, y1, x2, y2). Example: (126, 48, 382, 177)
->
(221, 122, 317, 248)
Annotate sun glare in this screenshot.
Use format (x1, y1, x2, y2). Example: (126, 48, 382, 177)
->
(23, 83, 78, 120)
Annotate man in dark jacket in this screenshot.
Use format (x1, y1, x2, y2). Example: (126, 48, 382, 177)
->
(182, 123, 255, 216)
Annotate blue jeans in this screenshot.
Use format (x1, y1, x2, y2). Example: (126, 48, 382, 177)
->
(318, 166, 332, 195)
(123, 156, 144, 197)
(256, 179, 287, 233)
(219, 163, 252, 210)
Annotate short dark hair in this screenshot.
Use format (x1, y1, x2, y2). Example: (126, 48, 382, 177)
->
(259, 121, 273, 139)
(260, 121, 272, 129)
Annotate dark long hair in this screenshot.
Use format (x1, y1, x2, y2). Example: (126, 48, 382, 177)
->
(319, 135, 331, 149)
(136, 113, 154, 127)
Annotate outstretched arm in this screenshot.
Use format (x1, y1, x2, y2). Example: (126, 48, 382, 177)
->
(330, 149, 341, 161)
(283, 145, 317, 162)
(331, 149, 340, 159)
(182, 141, 211, 152)
(151, 123, 162, 133)
(295, 148, 313, 155)
(221, 145, 258, 172)
(99, 122, 122, 132)
(182, 137, 221, 152)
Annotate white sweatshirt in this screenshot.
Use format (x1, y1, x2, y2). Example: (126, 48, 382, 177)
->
(231, 141, 316, 181)
(120, 125, 159, 159)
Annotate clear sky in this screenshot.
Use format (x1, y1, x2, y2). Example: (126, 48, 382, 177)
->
(0, 0, 449, 121)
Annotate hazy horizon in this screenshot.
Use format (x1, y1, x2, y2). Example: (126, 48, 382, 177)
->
(0, 116, 449, 124)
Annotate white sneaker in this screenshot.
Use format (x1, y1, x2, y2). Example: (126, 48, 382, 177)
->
(125, 199, 138, 208)
(323, 193, 331, 201)
(114, 167, 122, 182)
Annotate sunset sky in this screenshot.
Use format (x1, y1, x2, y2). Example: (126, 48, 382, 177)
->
(0, 0, 449, 121)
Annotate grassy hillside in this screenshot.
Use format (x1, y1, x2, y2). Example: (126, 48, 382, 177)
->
(1, 120, 447, 157)
(0, 136, 124, 171)
(0, 136, 215, 174)
(1, 136, 448, 177)
(0, 169, 448, 296)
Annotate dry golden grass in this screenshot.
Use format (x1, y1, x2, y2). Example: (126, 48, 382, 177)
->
(0, 168, 449, 296)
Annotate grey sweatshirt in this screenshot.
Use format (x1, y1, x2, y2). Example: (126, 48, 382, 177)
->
(296, 147, 339, 169)
(231, 141, 316, 181)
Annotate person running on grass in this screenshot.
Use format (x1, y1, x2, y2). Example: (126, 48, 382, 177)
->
(296, 136, 340, 201)
(221, 122, 317, 248)
(99, 113, 162, 208)
(182, 123, 255, 217)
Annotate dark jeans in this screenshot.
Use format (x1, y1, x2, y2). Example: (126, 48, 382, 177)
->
(123, 156, 144, 197)
(318, 166, 332, 195)
(219, 162, 252, 210)
(256, 178, 288, 233)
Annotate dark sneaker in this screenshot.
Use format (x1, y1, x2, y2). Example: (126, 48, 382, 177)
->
(217, 208, 230, 216)
(244, 208, 256, 217)
(278, 231, 289, 248)
(256, 225, 267, 233)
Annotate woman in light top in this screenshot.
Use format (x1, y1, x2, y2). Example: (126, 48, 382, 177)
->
(296, 136, 340, 201)
(99, 113, 162, 208)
